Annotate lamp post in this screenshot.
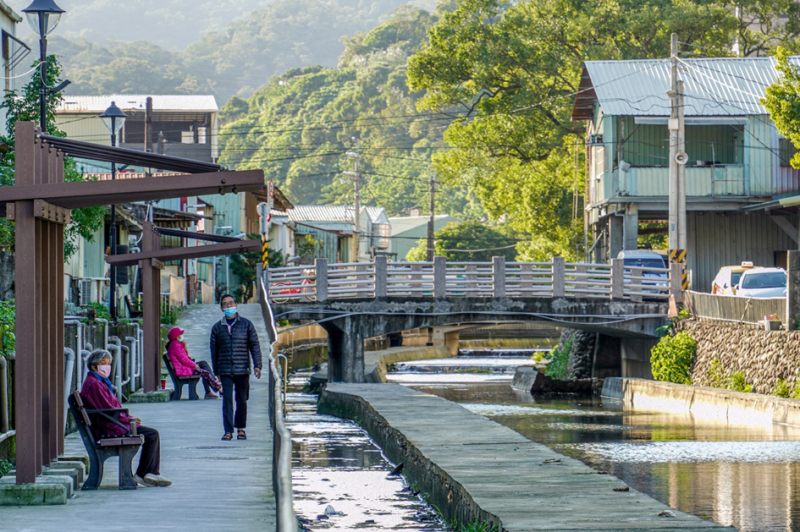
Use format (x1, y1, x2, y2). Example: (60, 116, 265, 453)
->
(22, 0, 66, 131)
(100, 102, 127, 321)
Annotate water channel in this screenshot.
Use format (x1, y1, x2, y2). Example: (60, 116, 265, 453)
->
(389, 353, 800, 532)
(289, 349, 800, 531)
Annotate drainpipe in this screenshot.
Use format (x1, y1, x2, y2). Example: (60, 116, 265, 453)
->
(80, 350, 92, 385)
(64, 320, 83, 388)
(0, 354, 12, 434)
(108, 337, 122, 401)
(63, 348, 75, 431)
(125, 336, 138, 395)
(95, 318, 109, 351)
(120, 345, 131, 396)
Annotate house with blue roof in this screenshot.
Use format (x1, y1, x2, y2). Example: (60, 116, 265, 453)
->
(573, 56, 800, 290)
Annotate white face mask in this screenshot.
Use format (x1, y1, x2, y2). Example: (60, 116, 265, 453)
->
(177, 336, 183, 342)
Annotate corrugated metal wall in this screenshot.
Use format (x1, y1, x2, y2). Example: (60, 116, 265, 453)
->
(748, 116, 774, 195)
(621, 124, 742, 167)
(687, 211, 797, 291)
(624, 166, 744, 196)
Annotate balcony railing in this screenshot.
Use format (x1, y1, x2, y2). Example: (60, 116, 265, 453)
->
(593, 165, 746, 203)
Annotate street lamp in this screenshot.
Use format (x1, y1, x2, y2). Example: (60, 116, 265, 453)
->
(22, 0, 67, 131)
(99, 102, 128, 321)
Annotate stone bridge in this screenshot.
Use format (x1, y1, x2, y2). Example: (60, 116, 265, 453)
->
(265, 256, 679, 382)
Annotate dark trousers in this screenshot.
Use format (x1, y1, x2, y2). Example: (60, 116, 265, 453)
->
(221, 375, 250, 434)
(196, 360, 217, 394)
(135, 425, 161, 477)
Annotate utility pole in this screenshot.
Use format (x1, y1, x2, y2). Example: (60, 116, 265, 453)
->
(427, 168, 436, 262)
(668, 33, 687, 251)
(144, 96, 153, 152)
(345, 138, 361, 262)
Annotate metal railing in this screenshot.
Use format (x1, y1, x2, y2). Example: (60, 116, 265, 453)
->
(0, 353, 14, 445)
(257, 271, 297, 532)
(683, 290, 787, 327)
(267, 256, 679, 303)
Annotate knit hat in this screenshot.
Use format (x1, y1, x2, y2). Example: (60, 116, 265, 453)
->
(168, 327, 185, 341)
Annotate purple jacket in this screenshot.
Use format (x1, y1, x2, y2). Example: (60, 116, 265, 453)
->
(80, 372, 134, 439)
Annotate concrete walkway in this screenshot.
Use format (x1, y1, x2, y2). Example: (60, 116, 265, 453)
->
(1, 304, 276, 532)
(321, 384, 734, 532)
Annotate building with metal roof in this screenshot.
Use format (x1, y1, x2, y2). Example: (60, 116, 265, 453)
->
(573, 55, 800, 291)
(288, 205, 391, 261)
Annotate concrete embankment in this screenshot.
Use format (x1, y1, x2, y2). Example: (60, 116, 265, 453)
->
(603, 377, 800, 426)
(319, 383, 732, 531)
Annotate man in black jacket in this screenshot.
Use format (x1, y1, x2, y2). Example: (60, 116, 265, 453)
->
(210, 295, 262, 440)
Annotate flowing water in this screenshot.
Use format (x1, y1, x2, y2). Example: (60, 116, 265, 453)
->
(286, 371, 448, 531)
(387, 356, 800, 532)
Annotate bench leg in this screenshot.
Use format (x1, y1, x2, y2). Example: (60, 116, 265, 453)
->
(118, 447, 140, 490)
(171, 378, 182, 401)
(82, 452, 105, 490)
(188, 379, 200, 400)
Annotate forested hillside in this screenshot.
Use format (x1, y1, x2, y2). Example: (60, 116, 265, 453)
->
(217, 5, 479, 220)
(43, 0, 432, 101)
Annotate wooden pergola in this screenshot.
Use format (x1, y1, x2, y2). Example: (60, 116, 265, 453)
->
(106, 223, 261, 392)
(0, 122, 267, 484)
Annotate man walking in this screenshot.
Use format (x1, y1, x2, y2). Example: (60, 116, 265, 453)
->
(210, 294, 262, 441)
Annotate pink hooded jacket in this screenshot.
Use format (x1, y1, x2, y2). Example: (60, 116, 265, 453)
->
(167, 340, 197, 377)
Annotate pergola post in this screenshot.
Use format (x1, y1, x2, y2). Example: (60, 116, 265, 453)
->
(141, 222, 163, 392)
(12, 123, 70, 484)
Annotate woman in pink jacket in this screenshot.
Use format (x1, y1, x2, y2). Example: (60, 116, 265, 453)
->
(166, 327, 222, 399)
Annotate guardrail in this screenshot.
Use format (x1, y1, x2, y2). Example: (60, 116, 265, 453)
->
(267, 256, 680, 303)
(257, 272, 297, 532)
(683, 290, 787, 327)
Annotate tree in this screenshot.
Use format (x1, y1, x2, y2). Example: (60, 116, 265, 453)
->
(407, 0, 796, 260)
(0, 57, 106, 259)
(763, 47, 800, 168)
(405, 221, 520, 262)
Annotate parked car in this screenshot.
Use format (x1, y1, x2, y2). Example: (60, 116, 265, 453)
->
(616, 250, 668, 296)
(711, 262, 758, 295)
(735, 267, 787, 298)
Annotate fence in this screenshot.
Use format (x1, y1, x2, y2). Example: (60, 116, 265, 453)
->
(267, 256, 680, 303)
(683, 290, 787, 328)
(0, 353, 14, 460)
(257, 273, 297, 532)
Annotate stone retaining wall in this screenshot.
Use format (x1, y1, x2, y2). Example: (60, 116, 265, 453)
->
(677, 320, 800, 395)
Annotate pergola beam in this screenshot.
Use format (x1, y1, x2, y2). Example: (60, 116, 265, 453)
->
(105, 239, 261, 267)
(0, 170, 266, 209)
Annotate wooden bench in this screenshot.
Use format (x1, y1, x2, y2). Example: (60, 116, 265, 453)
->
(163, 353, 201, 400)
(68, 391, 144, 490)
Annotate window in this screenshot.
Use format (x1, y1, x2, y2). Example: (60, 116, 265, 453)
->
(741, 271, 786, 289)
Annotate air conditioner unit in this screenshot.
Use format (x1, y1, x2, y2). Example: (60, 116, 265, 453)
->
(79, 279, 97, 306)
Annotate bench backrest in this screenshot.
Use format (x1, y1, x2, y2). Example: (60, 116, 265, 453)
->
(68, 390, 99, 451)
(163, 353, 177, 377)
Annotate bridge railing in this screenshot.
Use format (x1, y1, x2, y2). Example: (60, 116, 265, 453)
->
(267, 256, 680, 303)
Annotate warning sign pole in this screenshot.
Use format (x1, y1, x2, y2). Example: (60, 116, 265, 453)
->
(669, 248, 689, 291)
(259, 180, 275, 278)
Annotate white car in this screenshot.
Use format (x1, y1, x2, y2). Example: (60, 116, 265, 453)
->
(735, 267, 787, 298)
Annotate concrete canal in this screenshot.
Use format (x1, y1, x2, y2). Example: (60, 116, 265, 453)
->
(393, 353, 800, 532)
(286, 371, 448, 531)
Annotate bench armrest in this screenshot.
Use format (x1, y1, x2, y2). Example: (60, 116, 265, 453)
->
(87, 408, 135, 435)
(87, 408, 129, 415)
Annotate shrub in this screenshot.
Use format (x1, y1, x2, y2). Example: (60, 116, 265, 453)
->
(706, 358, 753, 393)
(0, 459, 11, 479)
(773, 378, 790, 398)
(0, 300, 14, 357)
(650, 331, 695, 384)
(545, 338, 572, 380)
(83, 301, 110, 321)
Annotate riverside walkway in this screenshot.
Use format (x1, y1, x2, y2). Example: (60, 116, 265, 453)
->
(1, 304, 276, 532)
(320, 383, 734, 532)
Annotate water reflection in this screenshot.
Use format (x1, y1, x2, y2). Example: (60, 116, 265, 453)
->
(411, 381, 800, 532)
(286, 373, 447, 531)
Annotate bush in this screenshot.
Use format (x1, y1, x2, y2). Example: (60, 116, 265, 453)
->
(650, 331, 695, 384)
(0, 459, 11, 479)
(83, 301, 110, 321)
(773, 378, 790, 398)
(706, 358, 753, 393)
(545, 338, 571, 379)
(0, 300, 14, 357)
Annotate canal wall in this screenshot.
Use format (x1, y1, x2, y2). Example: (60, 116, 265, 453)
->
(603, 377, 800, 426)
(364, 346, 453, 383)
(678, 320, 800, 395)
(319, 383, 733, 531)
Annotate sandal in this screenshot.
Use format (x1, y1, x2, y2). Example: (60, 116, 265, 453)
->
(237, 429, 247, 440)
(221, 433, 233, 441)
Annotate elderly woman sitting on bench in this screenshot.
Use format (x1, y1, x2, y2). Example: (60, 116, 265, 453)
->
(81, 350, 172, 487)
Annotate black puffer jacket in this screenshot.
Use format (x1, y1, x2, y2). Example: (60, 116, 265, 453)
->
(210, 316, 262, 376)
